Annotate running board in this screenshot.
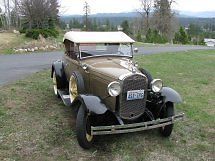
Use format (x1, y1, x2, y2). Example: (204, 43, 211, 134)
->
(58, 89, 72, 106)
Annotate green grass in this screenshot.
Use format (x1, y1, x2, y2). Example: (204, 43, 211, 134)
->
(0, 32, 64, 54)
(0, 50, 214, 160)
(0, 33, 31, 54)
(134, 42, 174, 47)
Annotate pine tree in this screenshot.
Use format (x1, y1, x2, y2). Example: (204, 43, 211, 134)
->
(173, 27, 189, 44)
(121, 20, 131, 35)
(136, 31, 142, 42)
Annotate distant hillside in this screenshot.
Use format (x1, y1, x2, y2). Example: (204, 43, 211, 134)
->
(179, 11, 215, 18)
(60, 11, 215, 27)
(62, 11, 215, 19)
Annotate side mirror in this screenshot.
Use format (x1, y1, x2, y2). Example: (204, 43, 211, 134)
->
(134, 48, 138, 53)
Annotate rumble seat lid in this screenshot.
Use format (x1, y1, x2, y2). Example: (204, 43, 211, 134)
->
(63, 31, 135, 43)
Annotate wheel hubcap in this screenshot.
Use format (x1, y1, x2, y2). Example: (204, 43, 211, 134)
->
(53, 72, 58, 95)
(69, 76, 78, 103)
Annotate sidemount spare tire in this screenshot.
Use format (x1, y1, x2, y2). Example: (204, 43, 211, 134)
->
(139, 68, 153, 88)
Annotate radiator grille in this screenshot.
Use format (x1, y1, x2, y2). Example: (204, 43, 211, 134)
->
(119, 74, 147, 120)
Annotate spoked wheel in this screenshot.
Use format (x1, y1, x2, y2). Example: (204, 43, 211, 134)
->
(69, 75, 78, 103)
(69, 72, 85, 104)
(76, 105, 94, 149)
(52, 71, 59, 97)
(159, 102, 175, 137)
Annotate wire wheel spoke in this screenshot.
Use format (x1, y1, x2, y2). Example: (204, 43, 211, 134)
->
(69, 76, 78, 103)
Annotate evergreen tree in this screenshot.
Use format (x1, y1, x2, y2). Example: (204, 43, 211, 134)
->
(188, 24, 202, 36)
(105, 19, 111, 31)
(121, 20, 131, 35)
(173, 27, 189, 44)
(0, 15, 2, 28)
(145, 28, 167, 44)
(136, 31, 142, 42)
(92, 18, 98, 31)
(145, 28, 152, 43)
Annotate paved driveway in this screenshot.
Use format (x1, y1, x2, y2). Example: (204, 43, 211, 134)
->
(0, 45, 214, 85)
(0, 52, 62, 85)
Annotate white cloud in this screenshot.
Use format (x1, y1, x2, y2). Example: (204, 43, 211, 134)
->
(59, 0, 215, 15)
(173, 0, 215, 12)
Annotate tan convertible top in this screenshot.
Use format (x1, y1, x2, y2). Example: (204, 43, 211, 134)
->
(63, 31, 135, 44)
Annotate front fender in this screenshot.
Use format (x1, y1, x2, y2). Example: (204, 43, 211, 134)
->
(160, 87, 182, 103)
(72, 95, 108, 115)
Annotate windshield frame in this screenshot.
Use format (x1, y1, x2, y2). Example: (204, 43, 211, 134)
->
(78, 43, 134, 60)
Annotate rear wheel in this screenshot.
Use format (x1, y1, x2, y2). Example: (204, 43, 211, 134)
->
(52, 71, 60, 97)
(159, 102, 175, 137)
(69, 75, 78, 103)
(76, 105, 94, 149)
(69, 72, 85, 103)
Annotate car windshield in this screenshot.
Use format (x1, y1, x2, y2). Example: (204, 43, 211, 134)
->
(79, 43, 133, 58)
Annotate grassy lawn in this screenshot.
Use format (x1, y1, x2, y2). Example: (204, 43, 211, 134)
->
(0, 50, 214, 161)
(0, 32, 64, 54)
(0, 33, 31, 54)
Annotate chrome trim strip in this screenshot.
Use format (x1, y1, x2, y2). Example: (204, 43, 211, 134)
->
(118, 72, 145, 81)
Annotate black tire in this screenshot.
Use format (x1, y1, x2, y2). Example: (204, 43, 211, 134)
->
(139, 68, 153, 88)
(76, 105, 94, 149)
(72, 71, 85, 94)
(52, 71, 60, 98)
(159, 102, 175, 137)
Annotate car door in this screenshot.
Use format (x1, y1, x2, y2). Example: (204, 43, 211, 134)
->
(63, 53, 80, 81)
(63, 41, 80, 81)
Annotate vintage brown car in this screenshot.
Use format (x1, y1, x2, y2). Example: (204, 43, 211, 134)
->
(51, 31, 184, 149)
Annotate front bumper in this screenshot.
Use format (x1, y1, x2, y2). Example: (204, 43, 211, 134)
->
(91, 113, 184, 135)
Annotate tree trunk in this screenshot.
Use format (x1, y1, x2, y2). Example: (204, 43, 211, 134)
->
(7, 0, 11, 29)
(146, 13, 149, 31)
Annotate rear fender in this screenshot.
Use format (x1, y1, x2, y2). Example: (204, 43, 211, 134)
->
(160, 87, 182, 103)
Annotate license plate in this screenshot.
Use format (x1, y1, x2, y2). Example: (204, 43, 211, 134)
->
(127, 90, 144, 101)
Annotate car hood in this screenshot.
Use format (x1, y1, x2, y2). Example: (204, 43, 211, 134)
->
(82, 57, 140, 80)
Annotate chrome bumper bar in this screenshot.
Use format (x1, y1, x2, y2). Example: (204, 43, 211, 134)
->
(91, 113, 184, 135)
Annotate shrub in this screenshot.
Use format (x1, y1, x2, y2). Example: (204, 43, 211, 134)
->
(136, 31, 142, 42)
(173, 27, 189, 44)
(25, 29, 59, 39)
(25, 29, 40, 39)
(145, 29, 168, 44)
(19, 29, 26, 34)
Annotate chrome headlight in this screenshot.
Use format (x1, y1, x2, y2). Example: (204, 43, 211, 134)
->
(151, 79, 163, 92)
(107, 81, 121, 96)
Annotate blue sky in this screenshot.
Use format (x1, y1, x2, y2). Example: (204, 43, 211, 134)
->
(59, 0, 215, 15)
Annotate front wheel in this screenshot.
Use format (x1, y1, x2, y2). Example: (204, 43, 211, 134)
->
(76, 105, 94, 149)
(159, 102, 175, 137)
